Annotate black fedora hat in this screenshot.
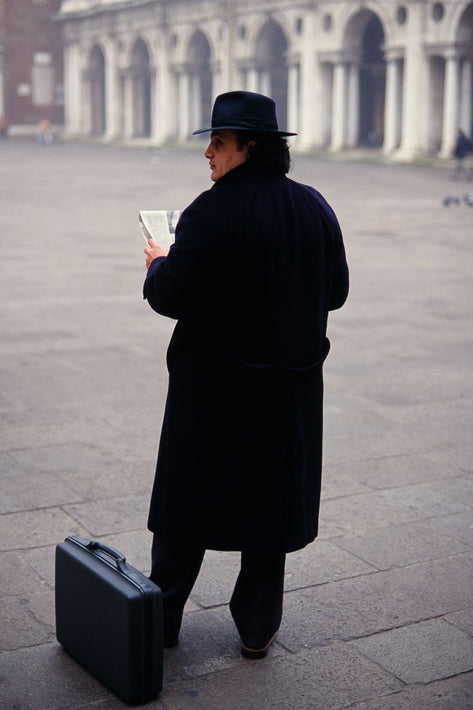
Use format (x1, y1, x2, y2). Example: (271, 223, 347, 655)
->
(193, 91, 297, 136)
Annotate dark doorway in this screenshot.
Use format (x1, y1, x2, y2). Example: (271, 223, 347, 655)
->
(89, 45, 105, 136)
(359, 16, 386, 146)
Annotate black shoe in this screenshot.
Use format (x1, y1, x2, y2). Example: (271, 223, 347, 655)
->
(241, 632, 277, 659)
(162, 609, 182, 648)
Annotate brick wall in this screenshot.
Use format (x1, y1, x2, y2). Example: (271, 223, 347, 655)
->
(0, 0, 63, 128)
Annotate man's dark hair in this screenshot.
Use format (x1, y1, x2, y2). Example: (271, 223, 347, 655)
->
(236, 131, 291, 175)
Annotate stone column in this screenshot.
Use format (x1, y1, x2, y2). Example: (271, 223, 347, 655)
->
(395, 2, 427, 160)
(80, 66, 92, 136)
(383, 51, 403, 154)
(152, 64, 163, 143)
(439, 50, 460, 158)
(346, 60, 360, 148)
(210, 59, 221, 102)
(459, 58, 472, 136)
(246, 69, 259, 92)
(330, 59, 348, 151)
(297, 10, 320, 150)
(189, 73, 201, 134)
(62, 39, 82, 136)
(177, 69, 190, 141)
(148, 66, 157, 140)
(0, 44, 5, 117)
(260, 71, 271, 96)
(103, 39, 120, 140)
(121, 68, 134, 139)
(222, 0, 235, 90)
(309, 57, 334, 148)
(153, 33, 174, 143)
(287, 59, 300, 135)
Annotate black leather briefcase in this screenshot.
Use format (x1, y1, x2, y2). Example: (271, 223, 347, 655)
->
(55, 535, 163, 705)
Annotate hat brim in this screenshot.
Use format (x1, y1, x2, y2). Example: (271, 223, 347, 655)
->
(193, 126, 297, 136)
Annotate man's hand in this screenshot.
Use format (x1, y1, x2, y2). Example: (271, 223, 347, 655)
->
(145, 238, 169, 269)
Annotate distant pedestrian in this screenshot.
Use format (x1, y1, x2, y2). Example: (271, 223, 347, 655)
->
(38, 119, 52, 145)
(452, 129, 472, 180)
(0, 115, 8, 140)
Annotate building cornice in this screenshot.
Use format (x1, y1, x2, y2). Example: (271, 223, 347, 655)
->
(57, 0, 161, 21)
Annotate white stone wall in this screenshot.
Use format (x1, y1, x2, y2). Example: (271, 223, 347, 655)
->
(58, 0, 473, 160)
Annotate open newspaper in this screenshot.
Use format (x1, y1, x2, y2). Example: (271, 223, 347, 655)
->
(139, 210, 181, 251)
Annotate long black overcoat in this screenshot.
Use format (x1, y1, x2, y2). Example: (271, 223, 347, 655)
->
(144, 162, 348, 553)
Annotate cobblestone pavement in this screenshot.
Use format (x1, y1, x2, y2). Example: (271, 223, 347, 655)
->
(1, 138, 472, 709)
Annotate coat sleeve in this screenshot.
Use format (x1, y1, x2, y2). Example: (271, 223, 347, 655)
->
(143, 190, 226, 319)
(315, 190, 349, 311)
(301, 183, 349, 311)
(329, 226, 349, 311)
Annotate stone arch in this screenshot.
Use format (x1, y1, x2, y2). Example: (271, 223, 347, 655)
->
(344, 8, 386, 146)
(89, 44, 105, 136)
(131, 37, 152, 137)
(254, 20, 289, 130)
(187, 30, 212, 135)
(457, 0, 473, 41)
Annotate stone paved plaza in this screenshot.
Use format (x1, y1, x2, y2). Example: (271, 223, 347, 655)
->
(1, 138, 472, 709)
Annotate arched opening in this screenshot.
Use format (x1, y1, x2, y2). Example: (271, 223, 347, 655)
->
(89, 45, 105, 136)
(344, 10, 386, 147)
(255, 21, 288, 131)
(131, 38, 151, 137)
(187, 31, 212, 136)
(359, 14, 386, 146)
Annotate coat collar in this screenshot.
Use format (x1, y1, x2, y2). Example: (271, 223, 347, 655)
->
(212, 162, 260, 186)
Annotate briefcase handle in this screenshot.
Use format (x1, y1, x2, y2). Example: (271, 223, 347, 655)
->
(85, 540, 128, 573)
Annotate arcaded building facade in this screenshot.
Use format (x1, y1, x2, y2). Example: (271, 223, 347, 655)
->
(58, 0, 473, 160)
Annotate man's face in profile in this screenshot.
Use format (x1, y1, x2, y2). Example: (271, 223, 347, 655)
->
(204, 129, 248, 181)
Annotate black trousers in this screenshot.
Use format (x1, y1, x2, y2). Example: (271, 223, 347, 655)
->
(150, 535, 286, 648)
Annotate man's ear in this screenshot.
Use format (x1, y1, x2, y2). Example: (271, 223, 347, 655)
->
(244, 140, 256, 160)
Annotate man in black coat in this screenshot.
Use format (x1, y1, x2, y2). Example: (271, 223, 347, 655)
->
(143, 91, 349, 658)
